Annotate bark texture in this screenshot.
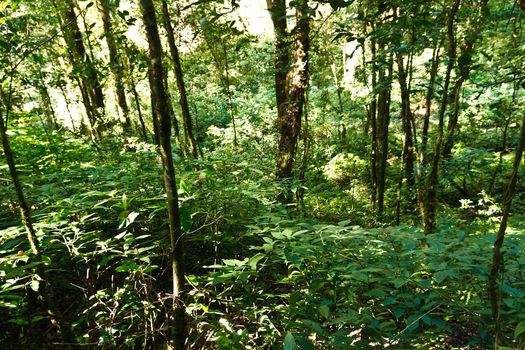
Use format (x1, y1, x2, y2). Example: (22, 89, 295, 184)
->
(161, 0, 199, 158)
(273, 0, 311, 181)
(140, 0, 186, 348)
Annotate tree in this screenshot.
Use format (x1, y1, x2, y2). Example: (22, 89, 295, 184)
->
(268, 0, 311, 187)
(139, 0, 186, 348)
(97, 0, 131, 132)
(161, 0, 199, 158)
(422, 0, 460, 234)
(53, 0, 106, 138)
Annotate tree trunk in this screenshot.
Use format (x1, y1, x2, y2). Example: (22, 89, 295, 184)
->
(130, 75, 149, 143)
(275, 0, 310, 182)
(488, 110, 525, 347)
(54, 0, 106, 137)
(369, 36, 378, 210)
(422, 0, 460, 234)
(396, 52, 415, 193)
(97, 0, 131, 131)
(443, 0, 488, 158)
(375, 46, 393, 219)
(139, 0, 186, 348)
(161, 0, 199, 158)
(417, 39, 441, 219)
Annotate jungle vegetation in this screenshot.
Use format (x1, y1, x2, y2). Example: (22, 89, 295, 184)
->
(1, 0, 525, 349)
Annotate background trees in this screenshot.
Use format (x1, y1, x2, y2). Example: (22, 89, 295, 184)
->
(1, 0, 525, 348)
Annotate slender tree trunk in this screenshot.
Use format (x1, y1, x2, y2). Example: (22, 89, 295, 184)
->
(443, 0, 488, 158)
(421, 40, 442, 168)
(490, 5, 525, 341)
(443, 74, 465, 159)
(221, 44, 238, 148)
(161, 0, 199, 158)
(275, 0, 311, 182)
(488, 111, 525, 348)
(139, 1, 186, 348)
(97, 0, 131, 131)
(369, 36, 378, 210)
(296, 87, 310, 204)
(130, 78, 149, 143)
(422, 0, 460, 234)
(417, 40, 441, 219)
(396, 52, 415, 193)
(375, 46, 393, 219)
(331, 63, 347, 152)
(0, 108, 77, 348)
(162, 70, 184, 154)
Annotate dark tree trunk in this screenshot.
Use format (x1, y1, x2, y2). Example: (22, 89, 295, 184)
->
(162, 69, 183, 155)
(417, 39, 441, 220)
(97, 0, 131, 131)
(488, 111, 525, 347)
(161, 0, 199, 158)
(489, 4, 525, 342)
(139, 0, 186, 348)
(375, 46, 393, 219)
(130, 75, 149, 143)
(422, 0, 460, 234)
(396, 52, 415, 192)
(275, 0, 310, 182)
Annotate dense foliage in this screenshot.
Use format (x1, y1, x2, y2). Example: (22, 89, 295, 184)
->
(1, 0, 525, 349)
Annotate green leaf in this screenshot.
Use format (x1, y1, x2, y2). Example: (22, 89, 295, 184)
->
(319, 304, 330, 319)
(515, 321, 525, 338)
(434, 270, 450, 284)
(248, 253, 265, 270)
(179, 206, 192, 232)
(125, 212, 140, 227)
(352, 271, 368, 282)
(283, 332, 297, 350)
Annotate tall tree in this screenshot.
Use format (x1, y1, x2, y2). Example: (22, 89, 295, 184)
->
(268, 0, 311, 185)
(442, 0, 488, 159)
(374, 44, 393, 219)
(422, 0, 461, 234)
(139, 0, 186, 348)
(488, 102, 525, 348)
(161, 0, 199, 158)
(97, 0, 131, 132)
(488, 3, 525, 345)
(53, 0, 106, 137)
